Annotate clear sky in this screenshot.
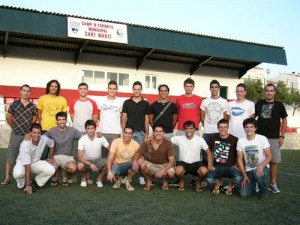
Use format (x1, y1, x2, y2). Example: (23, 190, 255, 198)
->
(1, 0, 299, 78)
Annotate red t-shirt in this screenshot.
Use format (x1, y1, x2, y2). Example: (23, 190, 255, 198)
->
(176, 94, 202, 130)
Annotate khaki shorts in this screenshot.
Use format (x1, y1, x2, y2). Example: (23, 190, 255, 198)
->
(145, 160, 175, 176)
(54, 155, 75, 169)
(89, 158, 107, 170)
(268, 138, 281, 163)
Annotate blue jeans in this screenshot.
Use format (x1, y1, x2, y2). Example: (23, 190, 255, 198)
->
(206, 165, 242, 186)
(239, 167, 269, 197)
(112, 161, 133, 177)
(133, 131, 145, 145)
(202, 133, 218, 165)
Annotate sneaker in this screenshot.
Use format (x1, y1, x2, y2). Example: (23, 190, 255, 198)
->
(268, 183, 280, 193)
(113, 177, 122, 189)
(80, 181, 87, 187)
(96, 181, 103, 188)
(139, 177, 146, 185)
(255, 183, 260, 193)
(17, 182, 25, 189)
(68, 176, 77, 184)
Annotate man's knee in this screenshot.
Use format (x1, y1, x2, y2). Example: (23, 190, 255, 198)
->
(13, 166, 24, 179)
(66, 161, 77, 173)
(175, 166, 185, 176)
(77, 163, 85, 172)
(198, 166, 208, 177)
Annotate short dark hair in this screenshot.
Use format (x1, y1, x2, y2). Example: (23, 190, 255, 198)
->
(265, 83, 276, 91)
(20, 84, 31, 91)
(30, 123, 42, 132)
(46, 80, 61, 96)
(183, 120, 196, 129)
(78, 82, 88, 89)
(217, 119, 229, 128)
(210, 79, 220, 88)
(184, 78, 195, 86)
(243, 118, 257, 128)
(108, 80, 118, 88)
(236, 83, 247, 91)
(132, 81, 142, 89)
(85, 119, 96, 128)
(124, 125, 134, 133)
(158, 84, 170, 93)
(55, 111, 67, 120)
(153, 124, 165, 132)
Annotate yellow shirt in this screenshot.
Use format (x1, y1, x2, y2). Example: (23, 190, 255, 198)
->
(37, 94, 67, 130)
(110, 138, 140, 164)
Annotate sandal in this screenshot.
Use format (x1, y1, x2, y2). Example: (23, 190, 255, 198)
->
(178, 179, 185, 191)
(1, 180, 10, 185)
(113, 177, 122, 189)
(50, 181, 58, 186)
(162, 180, 169, 191)
(143, 185, 151, 191)
(62, 181, 69, 186)
(225, 190, 233, 196)
(196, 187, 203, 192)
(125, 183, 134, 191)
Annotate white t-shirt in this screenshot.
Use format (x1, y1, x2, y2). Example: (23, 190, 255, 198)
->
(237, 134, 270, 172)
(16, 135, 54, 165)
(200, 97, 228, 133)
(228, 99, 255, 138)
(171, 135, 208, 163)
(78, 134, 109, 160)
(97, 96, 123, 134)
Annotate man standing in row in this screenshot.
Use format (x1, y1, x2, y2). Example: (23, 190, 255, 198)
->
(149, 84, 178, 137)
(255, 83, 288, 193)
(2, 84, 37, 185)
(201, 80, 228, 142)
(227, 83, 255, 138)
(176, 78, 202, 136)
(97, 80, 123, 157)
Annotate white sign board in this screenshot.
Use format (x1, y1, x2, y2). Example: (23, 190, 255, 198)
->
(67, 17, 128, 44)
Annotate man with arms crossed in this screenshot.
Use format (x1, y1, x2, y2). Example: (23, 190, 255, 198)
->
(13, 123, 55, 194)
(149, 84, 178, 137)
(107, 126, 139, 191)
(2, 84, 37, 185)
(171, 120, 213, 192)
(45, 112, 82, 186)
(206, 119, 242, 195)
(77, 120, 109, 188)
(237, 118, 272, 199)
(227, 83, 255, 138)
(255, 83, 288, 193)
(132, 124, 175, 191)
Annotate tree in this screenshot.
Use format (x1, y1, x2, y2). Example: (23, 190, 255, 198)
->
(244, 78, 264, 102)
(275, 80, 292, 103)
(288, 89, 300, 116)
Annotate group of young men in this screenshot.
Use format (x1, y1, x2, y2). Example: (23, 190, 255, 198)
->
(1, 77, 287, 200)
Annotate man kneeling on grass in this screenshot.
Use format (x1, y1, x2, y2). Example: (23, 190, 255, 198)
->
(13, 123, 56, 194)
(77, 120, 110, 188)
(132, 124, 175, 191)
(237, 118, 272, 200)
(171, 120, 214, 192)
(106, 125, 139, 191)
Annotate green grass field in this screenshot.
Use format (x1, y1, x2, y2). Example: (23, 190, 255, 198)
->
(0, 149, 299, 225)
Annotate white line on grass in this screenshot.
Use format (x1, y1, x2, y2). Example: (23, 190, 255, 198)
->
(278, 171, 300, 177)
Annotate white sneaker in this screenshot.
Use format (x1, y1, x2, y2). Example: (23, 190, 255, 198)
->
(268, 183, 280, 193)
(80, 181, 87, 187)
(139, 177, 146, 185)
(96, 181, 103, 188)
(17, 182, 25, 189)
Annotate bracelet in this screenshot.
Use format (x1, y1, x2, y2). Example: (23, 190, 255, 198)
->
(279, 135, 285, 139)
(26, 185, 31, 187)
(108, 172, 113, 175)
(89, 162, 93, 166)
